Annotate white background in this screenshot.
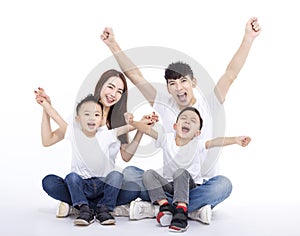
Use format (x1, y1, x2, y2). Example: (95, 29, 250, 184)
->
(1, 0, 300, 235)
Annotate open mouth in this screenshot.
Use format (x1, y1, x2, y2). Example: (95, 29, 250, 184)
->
(177, 92, 187, 102)
(181, 126, 190, 133)
(87, 123, 96, 129)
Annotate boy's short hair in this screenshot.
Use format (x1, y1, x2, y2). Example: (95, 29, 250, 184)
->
(176, 106, 203, 130)
(164, 61, 194, 81)
(76, 94, 102, 115)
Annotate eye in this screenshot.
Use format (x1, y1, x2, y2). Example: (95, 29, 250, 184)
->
(191, 119, 196, 123)
(181, 78, 187, 83)
(180, 115, 187, 120)
(117, 90, 124, 95)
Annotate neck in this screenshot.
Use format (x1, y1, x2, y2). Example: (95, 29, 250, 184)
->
(179, 96, 196, 110)
(101, 106, 110, 127)
(175, 135, 191, 146)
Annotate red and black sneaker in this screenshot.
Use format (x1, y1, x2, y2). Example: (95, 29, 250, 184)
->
(168, 207, 189, 232)
(156, 203, 174, 227)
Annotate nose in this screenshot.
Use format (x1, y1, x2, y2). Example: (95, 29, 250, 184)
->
(175, 81, 183, 91)
(110, 88, 117, 97)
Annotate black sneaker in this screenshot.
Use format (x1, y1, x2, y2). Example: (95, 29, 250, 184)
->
(74, 205, 95, 226)
(169, 208, 189, 232)
(156, 204, 174, 227)
(95, 205, 116, 225)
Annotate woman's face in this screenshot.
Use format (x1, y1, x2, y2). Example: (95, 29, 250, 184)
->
(99, 76, 125, 107)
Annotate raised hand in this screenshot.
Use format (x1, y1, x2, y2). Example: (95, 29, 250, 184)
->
(34, 87, 51, 106)
(246, 17, 261, 38)
(100, 27, 115, 46)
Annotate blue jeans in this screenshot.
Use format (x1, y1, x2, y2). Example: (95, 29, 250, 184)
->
(42, 171, 140, 211)
(123, 166, 232, 212)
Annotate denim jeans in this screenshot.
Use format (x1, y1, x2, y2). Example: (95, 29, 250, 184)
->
(123, 166, 232, 212)
(42, 171, 140, 211)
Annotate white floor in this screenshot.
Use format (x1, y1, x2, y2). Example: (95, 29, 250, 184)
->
(3, 195, 300, 236)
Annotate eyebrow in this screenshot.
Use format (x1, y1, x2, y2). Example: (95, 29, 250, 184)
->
(108, 83, 124, 92)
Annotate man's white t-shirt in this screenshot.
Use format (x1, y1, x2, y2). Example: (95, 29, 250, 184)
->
(153, 89, 225, 179)
(155, 131, 205, 185)
(65, 124, 121, 179)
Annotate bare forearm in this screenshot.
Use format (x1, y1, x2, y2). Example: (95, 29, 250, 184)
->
(108, 42, 143, 83)
(226, 35, 254, 81)
(206, 137, 237, 149)
(107, 42, 156, 105)
(41, 110, 52, 146)
(120, 131, 144, 162)
(41, 103, 67, 146)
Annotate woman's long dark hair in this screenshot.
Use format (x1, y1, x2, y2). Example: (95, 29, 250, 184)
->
(94, 69, 128, 144)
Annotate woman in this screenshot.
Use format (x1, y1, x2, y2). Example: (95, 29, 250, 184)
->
(41, 69, 154, 218)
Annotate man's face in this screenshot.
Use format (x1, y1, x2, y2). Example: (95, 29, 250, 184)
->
(167, 76, 196, 109)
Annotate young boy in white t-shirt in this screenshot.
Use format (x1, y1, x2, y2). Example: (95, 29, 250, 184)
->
(125, 107, 251, 232)
(35, 88, 157, 226)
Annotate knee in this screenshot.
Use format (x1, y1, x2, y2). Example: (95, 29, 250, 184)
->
(107, 170, 124, 182)
(214, 175, 233, 195)
(142, 169, 156, 183)
(65, 172, 81, 183)
(173, 168, 189, 179)
(123, 166, 144, 182)
(42, 174, 56, 192)
(123, 166, 142, 176)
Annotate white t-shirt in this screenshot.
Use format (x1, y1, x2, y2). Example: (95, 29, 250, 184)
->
(153, 89, 225, 179)
(65, 123, 121, 179)
(155, 131, 205, 185)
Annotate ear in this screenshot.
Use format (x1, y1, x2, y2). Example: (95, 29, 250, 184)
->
(194, 130, 201, 137)
(191, 77, 197, 88)
(167, 84, 171, 94)
(173, 123, 177, 131)
(75, 115, 80, 122)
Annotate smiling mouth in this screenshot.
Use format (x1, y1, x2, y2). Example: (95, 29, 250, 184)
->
(87, 123, 96, 129)
(106, 96, 115, 103)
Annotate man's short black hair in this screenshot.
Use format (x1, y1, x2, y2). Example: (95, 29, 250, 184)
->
(164, 61, 194, 81)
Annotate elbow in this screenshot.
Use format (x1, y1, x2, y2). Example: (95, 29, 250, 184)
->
(42, 141, 50, 147)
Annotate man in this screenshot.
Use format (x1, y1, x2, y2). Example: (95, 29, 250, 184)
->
(101, 17, 261, 224)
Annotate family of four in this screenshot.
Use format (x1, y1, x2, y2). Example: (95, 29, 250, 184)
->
(34, 17, 260, 233)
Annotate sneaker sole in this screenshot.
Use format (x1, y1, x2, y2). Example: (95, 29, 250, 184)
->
(168, 224, 189, 233)
(99, 219, 116, 225)
(74, 218, 95, 226)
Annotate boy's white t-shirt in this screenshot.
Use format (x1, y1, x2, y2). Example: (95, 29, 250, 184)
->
(155, 131, 205, 185)
(153, 89, 224, 179)
(65, 123, 121, 179)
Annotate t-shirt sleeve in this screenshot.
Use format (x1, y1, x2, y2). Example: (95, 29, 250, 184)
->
(154, 129, 167, 148)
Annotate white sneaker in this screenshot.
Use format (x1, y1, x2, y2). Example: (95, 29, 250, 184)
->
(56, 201, 79, 218)
(188, 204, 212, 224)
(112, 204, 130, 217)
(129, 200, 157, 220)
